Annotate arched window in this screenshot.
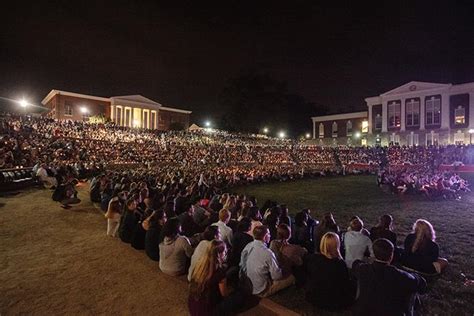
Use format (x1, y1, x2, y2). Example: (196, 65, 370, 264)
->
(346, 120, 352, 136)
(319, 123, 324, 138)
(332, 121, 338, 138)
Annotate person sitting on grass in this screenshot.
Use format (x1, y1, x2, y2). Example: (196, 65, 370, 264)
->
(313, 212, 340, 253)
(370, 214, 397, 245)
(118, 198, 139, 243)
(188, 239, 229, 316)
(270, 223, 307, 281)
(352, 238, 427, 316)
(159, 218, 194, 276)
(228, 218, 253, 267)
(402, 219, 449, 275)
(343, 217, 373, 268)
(305, 232, 355, 312)
(143, 210, 167, 262)
(240, 225, 295, 297)
(211, 208, 233, 247)
(188, 226, 221, 281)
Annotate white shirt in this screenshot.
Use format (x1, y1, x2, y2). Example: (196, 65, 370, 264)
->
(212, 220, 233, 246)
(343, 230, 374, 268)
(240, 240, 282, 295)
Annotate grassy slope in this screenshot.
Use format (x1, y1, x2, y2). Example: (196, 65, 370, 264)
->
(234, 174, 474, 316)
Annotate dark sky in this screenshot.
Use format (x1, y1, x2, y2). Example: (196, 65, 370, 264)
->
(1, 1, 473, 127)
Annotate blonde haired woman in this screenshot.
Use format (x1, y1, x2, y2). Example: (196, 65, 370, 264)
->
(188, 240, 228, 316)
(402, 219, 448, 274)
(305, 232, 355, 311)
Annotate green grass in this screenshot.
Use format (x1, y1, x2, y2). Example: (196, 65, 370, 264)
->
(234, 174, 474, 316)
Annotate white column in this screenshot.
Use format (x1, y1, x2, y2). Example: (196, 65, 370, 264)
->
(420, 96, 425, 130)
(312, 119, 316, 139)
(382, 101, 388, 132)
(441, 93, 450, 129)
(368, 104, 373, 134)
(110, 105, 114, 123)
(400, 98, 406, 132)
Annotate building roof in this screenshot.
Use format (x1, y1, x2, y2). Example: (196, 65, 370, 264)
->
(41, 89, 110, 105)
(311, 111, 367, 122)
(160, 106, 192, 114)
(109, 95, 162, 108)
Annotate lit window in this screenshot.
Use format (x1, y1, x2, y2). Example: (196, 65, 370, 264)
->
(374, 114, 382, 130)
(362, 120, 368, 133)
(454, 106, 465, 125)
(346, 120, 353, 136)
(426, 96, 441, 125)
(332, 121, 338, 137)
(319, 123, 324, 138)
(405, 99, 420, 126)
(388, 101, 401, 128)
(64, 102, 73, 116)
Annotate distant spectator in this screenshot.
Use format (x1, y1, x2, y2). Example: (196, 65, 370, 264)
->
(343, 217, 373, 268)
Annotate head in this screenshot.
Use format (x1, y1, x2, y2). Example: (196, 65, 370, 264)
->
(161, 217, 181, 239)
(237, 217, 252, 234)
(253, 225, 270, 244)
(349, 217, 363, 232)
(294, 211, 308, 227)
(219, 208, 231, 224)
(247, 206, 261, 221)
(126, 198, 137, 211)
(320, 232, 342, 259)
(202, 225, 220, 241)
(378, 214, 393, 230)
(373, 238, 394, 263)
(276, 223, 291, 242)
(412, 219, 436, 252)
(321, 212, 336, 227)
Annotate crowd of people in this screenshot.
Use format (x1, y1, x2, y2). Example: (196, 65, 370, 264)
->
(1, 111, 472, 314)
(97, 169, 448, 315)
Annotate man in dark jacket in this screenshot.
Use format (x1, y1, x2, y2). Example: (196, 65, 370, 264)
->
(352, 238, 427, 316)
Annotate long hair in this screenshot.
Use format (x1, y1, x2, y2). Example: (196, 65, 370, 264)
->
(411, 219, 436, 253)
(189, 240, 226, 298)
(320, 232, 342, 259)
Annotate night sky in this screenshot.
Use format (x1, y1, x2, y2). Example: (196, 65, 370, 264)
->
(1, 1, 473, 132)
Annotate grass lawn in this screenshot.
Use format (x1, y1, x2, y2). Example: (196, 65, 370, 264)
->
(234, 174, 474, 316)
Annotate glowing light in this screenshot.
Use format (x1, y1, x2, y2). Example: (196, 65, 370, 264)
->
(362, 120, 369, 133)
(19, 99, 28, 107)
(354, 132, 361, 138)
(80, 107, 89, 114)
(263, 127, 269, 134)
(133, 119, 140, 128)
(278, 131, 285, 138)
(469, 129, 474, 134)
(204, 121, 211, 127)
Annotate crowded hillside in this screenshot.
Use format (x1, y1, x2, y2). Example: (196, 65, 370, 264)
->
(1, 111, 473, 315)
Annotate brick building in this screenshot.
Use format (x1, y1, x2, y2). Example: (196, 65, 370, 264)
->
(311, 111, 369, 146)
(41, 90, 191, 130)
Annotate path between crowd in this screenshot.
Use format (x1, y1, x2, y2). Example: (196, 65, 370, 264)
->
(0, 183, 298, 316)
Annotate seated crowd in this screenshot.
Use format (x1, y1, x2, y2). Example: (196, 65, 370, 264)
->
(97, 167, 448, 315)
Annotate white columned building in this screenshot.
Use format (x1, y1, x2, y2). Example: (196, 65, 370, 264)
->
(365, 81, 474, 146)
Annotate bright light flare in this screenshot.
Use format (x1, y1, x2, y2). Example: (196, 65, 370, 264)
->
(354, 132, 361, 138)
(19, 99, 28, 107)
(278, 131, 285, 138)
(305, 133, 311, 139)
(204, 121, 211, 127)
(80, 106, 89, 114)
(263, 127, 269, 134)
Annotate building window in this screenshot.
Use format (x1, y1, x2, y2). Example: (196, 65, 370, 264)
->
(425, 96, 441, 125)
(64, 102, 73, 116)
(346, 120, 352, 136)
(454, 106, 465, 125)
(405, 99, 420, 127)
(115, 107, 122, 125)
(388, 101, 401, 128)
(318, 123, 324, 138)
(332, 121, 338, 137)
(362, 120, 369, 133)
(374, 114, 382, 130)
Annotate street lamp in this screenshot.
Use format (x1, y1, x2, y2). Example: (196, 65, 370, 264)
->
(80, 107, 89, 121)
(263, 127, 269, 134)
(354, 132, 361, 138)
(204, 121, 211, 127)
(305, 133, 311, 139)
(278, 131, 285, 139)
(19, 99, 29, 108)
